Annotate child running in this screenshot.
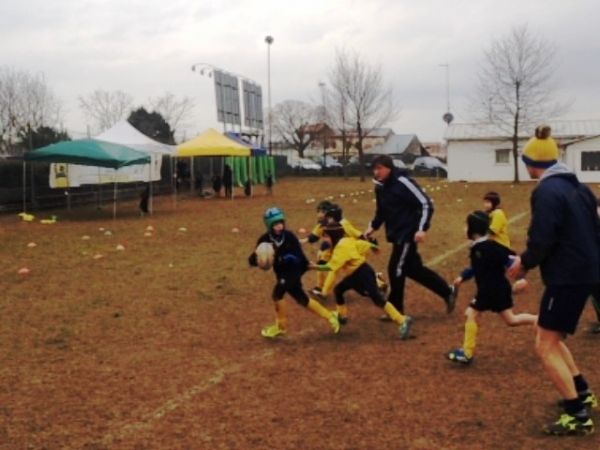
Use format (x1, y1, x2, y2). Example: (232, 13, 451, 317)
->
(302, 201, 364, 295)
(447, 211, 537, 364)
(249, 207, 340, 339)
(309, 206, 413, 339)
(483, 191, 510, 248)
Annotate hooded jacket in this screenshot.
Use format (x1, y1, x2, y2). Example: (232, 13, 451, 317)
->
(521, 163, 600, 286)
(370, 169, 434, 244)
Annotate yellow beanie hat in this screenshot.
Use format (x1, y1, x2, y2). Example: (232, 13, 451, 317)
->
(522, 125, 559, 168)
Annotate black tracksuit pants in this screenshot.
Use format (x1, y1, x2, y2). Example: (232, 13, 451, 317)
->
(387, 240, 451, 313)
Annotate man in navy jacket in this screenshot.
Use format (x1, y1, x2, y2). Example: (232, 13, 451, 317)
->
(365, 155, 457, 315)
(509, 125, 599, 436)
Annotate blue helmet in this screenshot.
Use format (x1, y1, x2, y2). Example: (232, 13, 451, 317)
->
(264, 207, 285, 230)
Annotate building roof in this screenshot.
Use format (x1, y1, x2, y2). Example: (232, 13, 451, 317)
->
(369, 134, 419, 155)
(445, 120, 600, 141)
(335, 127, 394, 138)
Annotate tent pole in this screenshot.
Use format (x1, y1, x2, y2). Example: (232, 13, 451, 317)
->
(148, 161, 153, 215)
(190, 156, 195, 195)
(113, 172, 117, 220)
(22, 160, 27, 213)
(173, 156, 177, 209)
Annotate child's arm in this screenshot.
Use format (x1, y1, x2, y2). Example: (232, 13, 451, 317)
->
(248, 235, 267, 267)
(455, 267, 474, 286)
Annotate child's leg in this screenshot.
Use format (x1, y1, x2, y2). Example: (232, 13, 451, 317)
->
(316, 246, 332, 289)
(261, 286, 288, 338)
(275, 299, 288, 331)
(288, 280, 339, 333)
(463, 307, 481, 358)
(357, 264, 409, 325)
(333, 278, 352, 320)
(498, 308, 537, 327)
(591, 285, 600, 323)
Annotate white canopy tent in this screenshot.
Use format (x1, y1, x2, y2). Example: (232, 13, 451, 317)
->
(96, 121, 176, 213)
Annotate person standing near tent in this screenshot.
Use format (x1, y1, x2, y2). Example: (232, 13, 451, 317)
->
(364, 155, 458, 316)
(139, 184, 149, 215)
(266, 172, 273, 195)
(212, 175, 222, 197)
(223, 164, 233, 199)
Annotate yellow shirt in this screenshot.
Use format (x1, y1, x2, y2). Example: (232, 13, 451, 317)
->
(320, 238, 375, 295)
(489, 208, 510, 248)
(311, 218, 363, 239)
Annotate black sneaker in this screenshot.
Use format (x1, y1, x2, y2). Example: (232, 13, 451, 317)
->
(543, 413, 594, 436)
(557, 392, 598, 411)
(445, 285, 458, 314)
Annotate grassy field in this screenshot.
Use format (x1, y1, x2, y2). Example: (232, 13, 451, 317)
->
(1, 177, 600, 449)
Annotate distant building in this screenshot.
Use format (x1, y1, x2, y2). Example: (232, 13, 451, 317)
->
(369, 134, 427, 164)
(445, 120, 600, 182)
(423, 142, 446, 162)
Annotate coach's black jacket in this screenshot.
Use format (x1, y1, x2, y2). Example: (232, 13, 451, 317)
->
(370, 168, 434, 244)
(249, 230, 309, 280)
(521, 163, 600, 286)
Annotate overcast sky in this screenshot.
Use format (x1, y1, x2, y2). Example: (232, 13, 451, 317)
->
(1, 0, 599, 142)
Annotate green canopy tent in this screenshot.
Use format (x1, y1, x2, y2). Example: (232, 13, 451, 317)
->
(24, 139, 151, 219)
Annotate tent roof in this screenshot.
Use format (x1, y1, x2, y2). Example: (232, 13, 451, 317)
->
(177, 128, 251, 157)
(95, 120, 175, 154)
(24, 139, 151, 169)
(225, 132, 267, 156)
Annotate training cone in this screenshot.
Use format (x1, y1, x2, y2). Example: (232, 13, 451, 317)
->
(298, 227, 307, 234)
(178, 227, 187, 232)
(93, 254, 104, 260)
(18, 267, 30, 275)
(231, 227, 240, 233)
(144, 232, 152, 237)
(27, 242, 37, 248)
(81, 235, 91, 240)
(115, 244, 125, 251)
(146, 225, 154, 232)
(104, 230, 113, 236)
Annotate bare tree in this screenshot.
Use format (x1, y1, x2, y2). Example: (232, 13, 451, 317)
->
(78, 89, 134, 133)
(473, 25, 566, 182)
(270, 100, 317, 158)
(148, 92, 195, 133)
(326, 49, 398, 181)
(0, 67, 62, 154)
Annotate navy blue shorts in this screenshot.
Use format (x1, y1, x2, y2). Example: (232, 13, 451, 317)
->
(538, 284, 593, 335)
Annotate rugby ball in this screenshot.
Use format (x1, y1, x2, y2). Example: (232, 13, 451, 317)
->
(256, 242, 275, 270)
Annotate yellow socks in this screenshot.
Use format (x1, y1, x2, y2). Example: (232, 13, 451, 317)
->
(384, 302, 406, 325)
(275, 300, 288, 331)
(463, 319, 478, 358)
(336, 304, 348, 318)
(307, 298, 333, 320)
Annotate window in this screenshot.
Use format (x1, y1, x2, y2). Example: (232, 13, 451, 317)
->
(581, 151, 600, 171)
(495, 149, 510, 164)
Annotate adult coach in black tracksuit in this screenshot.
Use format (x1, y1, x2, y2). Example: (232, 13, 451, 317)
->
(365, 155, 456, 314)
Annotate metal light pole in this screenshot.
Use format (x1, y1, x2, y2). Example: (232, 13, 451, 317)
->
(318, 81, 327, 169)
(440, 63, 454, 125)
(265, 35, 274, 155)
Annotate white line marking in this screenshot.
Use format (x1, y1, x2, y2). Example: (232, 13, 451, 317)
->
(426, 211, 529, 267)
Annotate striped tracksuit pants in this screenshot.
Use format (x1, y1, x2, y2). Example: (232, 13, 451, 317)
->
(388, 240, 451, 313)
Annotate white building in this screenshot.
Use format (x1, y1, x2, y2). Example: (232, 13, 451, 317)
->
(445, 120, 600, 182)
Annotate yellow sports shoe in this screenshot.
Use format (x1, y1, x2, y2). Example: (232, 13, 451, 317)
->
(261, 324, 286, 339)
(328, 312, 341, 334)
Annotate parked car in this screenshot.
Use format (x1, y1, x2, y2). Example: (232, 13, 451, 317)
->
(317, 155, 343, 168)
(412, 156, 447, 177)
(289, 158, 322, 171)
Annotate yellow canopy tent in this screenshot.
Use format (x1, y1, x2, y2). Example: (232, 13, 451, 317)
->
(176, 128, 251, 157)
(175, 128, 251, 200)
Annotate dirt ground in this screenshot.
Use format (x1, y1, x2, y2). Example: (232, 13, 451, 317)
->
(1, 177, 600, 450)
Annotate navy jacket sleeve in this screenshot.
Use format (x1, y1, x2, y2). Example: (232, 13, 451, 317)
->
(370, 186, 384, 230)
(521, 186, 565, 270)
(398, 176, 434, 232)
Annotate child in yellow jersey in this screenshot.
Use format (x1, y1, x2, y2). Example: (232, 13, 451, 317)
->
(483, 192, 510, 248)
(309, 210, 413, 340)
(301, 201, 364, 295)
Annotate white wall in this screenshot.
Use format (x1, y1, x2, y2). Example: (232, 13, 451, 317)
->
(447, 140, 531, 182)
(565, 136, 600, 183)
